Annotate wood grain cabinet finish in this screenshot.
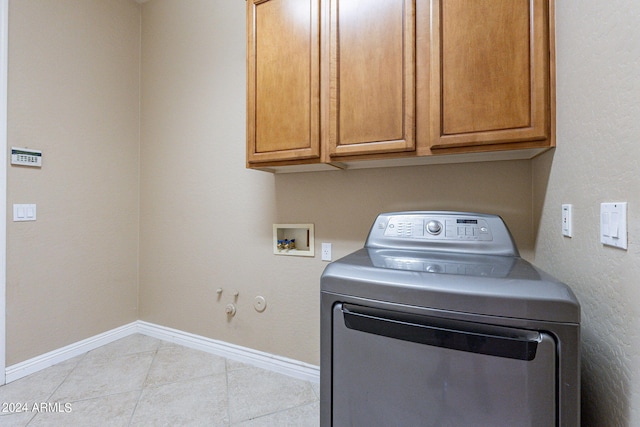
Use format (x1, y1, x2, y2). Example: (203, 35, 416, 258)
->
(429, 0, 551, 150)
(246, 0, 321, 164)
(246, 0, 554, 170)
(328, 0, 416, 158)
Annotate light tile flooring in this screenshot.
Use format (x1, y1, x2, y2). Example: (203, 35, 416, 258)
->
(0, 334, 320, 426)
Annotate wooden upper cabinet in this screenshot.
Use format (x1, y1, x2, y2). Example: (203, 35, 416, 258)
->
(246, 0, 321, 164)
(429, 0, 551, 150)
(246, 0, 555, 170)
(328, 0, 416, 158)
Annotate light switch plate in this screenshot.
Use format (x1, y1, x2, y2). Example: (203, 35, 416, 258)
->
(13, 204, 37, 222)
(600, 202, 627, 250)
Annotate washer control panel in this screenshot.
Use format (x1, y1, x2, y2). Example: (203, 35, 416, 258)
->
(366, 212, 519, 256)
(382, 215, 492, 241)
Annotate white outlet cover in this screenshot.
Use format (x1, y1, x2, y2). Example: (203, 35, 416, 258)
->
(321, 242, 332, 261)
(562, 204, 572, 237)
(600, 202, 627, 250)
(13, 204, 37, 222)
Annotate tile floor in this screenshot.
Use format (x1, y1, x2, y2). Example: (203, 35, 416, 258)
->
(0, 334, 320, 426)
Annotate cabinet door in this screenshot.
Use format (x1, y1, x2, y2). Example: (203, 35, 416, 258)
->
(430, 0, 550, 150)
(247, 0, 321, 164)
(328, 0, 416, 158)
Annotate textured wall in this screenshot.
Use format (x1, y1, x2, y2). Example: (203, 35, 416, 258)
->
(533, 1, 640, 425)
(6, 0, 140, 365)
(13, 4, 639, 425)
(138, 0, 535, 366)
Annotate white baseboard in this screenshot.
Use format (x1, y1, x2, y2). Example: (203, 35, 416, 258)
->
(136, 321, 319, 383)
(5, 321, 320, 385)
(5, 322, 138, 383)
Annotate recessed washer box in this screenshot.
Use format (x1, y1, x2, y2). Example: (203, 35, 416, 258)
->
(273, 224, 314, 257)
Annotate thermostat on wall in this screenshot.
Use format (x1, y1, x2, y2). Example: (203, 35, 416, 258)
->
(11, 147, 42, 167)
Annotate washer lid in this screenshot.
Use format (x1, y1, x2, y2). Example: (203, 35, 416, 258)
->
(368, 249, 520, 277)
(321, 248, 580, 324)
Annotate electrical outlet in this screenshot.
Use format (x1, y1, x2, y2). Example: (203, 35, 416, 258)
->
(321, 242, 332, 262)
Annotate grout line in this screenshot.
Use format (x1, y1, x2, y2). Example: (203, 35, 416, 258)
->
(8, 339, 319, 427)
(23, 410, 37, 426)
(126, 343, 160, 426)
(24, 351, 87, 426)
(6, 322, 320, 385)
(237, 400, 319, 425)
(44, 351, 87, 402)
(225, 358, 232, 426)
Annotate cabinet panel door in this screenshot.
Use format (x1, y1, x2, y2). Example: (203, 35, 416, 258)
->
(247, 0, 321, 164)
(430, 0, 550, 149)
(328, 0, 415, 157)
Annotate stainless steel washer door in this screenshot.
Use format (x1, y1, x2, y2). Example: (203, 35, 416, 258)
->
(331, 304, 557, 427)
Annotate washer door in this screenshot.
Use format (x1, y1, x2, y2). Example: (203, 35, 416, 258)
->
(331, 304, 556, 427)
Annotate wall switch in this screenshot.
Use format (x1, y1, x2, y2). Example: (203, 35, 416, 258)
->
(601, 202, 627, 250)
(562, 204, 572, 237)
(13, 204, 37, 222)
(321, 242, 332, 262)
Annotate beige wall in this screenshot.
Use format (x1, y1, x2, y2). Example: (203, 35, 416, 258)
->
(9, 0, 640, 425)
(138, 0, 534, 366)
(6, 0, 140, 365)
(533, 1, 640, 425)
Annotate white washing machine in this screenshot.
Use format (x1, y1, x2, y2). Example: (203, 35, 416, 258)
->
(320, 211, 580, 427)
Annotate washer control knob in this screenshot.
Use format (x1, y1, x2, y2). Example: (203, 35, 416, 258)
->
(426, 220, 443, 235)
